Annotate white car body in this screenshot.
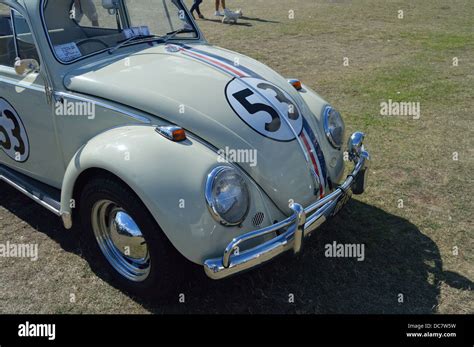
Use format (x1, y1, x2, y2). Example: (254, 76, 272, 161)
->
(0, 0, 369, 290)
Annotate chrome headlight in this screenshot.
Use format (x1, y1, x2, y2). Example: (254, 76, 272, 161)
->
(205, 166, 250, 226)
(323, 106, 345, 149)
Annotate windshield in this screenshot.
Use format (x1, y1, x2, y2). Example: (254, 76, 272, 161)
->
(42, 0, 198, 63)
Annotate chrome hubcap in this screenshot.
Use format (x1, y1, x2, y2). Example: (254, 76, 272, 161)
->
(91, 200, 150, 282)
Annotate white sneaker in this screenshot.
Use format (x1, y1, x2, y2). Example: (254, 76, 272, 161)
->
(215, 10, 223, 16)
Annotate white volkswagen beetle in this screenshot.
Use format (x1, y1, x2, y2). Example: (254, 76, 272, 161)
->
(0, 0, 369, 296)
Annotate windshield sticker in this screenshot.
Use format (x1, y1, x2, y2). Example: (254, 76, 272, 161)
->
(54, 42, 82, 62)
(123, 26, 150, 39)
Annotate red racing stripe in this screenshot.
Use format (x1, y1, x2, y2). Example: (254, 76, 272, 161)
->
(180, 48, 247, 77)
(300, 132, 324, 197)
(178, 45, 326, 197)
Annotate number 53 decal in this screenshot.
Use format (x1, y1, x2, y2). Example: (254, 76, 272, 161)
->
(0, 98, 29, 162)
(225, 77, 303, 141)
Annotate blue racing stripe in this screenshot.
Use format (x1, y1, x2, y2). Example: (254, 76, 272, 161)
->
(179, 43, 329, 188)
(303, 118, 328, 185)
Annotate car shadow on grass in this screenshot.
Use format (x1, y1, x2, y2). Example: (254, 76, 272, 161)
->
(139, 199, 472, 314)
(0, 182, 471, 313)
(0, 182, 80, 256)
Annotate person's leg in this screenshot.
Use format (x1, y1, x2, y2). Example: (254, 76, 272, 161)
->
(190, 0, 201, 18)
(221, 0, 226, 10)
(190, 0, 198, 14)
(82, 0, 99, 27)
(215, 0, 223, 16)
(195, 0, 204, 18)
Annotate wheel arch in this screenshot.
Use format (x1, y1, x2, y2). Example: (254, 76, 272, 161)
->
(71, 167, 125, 212)
(59, 125, 181, 230)
(58, 124, 259, 265)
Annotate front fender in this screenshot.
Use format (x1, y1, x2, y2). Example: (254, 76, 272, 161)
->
(299, 84, 345, 185)
(60, 125, 284, 264)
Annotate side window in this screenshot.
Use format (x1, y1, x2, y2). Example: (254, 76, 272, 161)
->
(0, 4, 40, 68)
(0, 4, 15, 67)
(12, 10, 40, 62)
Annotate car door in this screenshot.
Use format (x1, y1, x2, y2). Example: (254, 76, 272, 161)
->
(0, 4, 64, 188)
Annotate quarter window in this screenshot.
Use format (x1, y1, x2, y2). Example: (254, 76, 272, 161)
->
(0, 4, 40, 68)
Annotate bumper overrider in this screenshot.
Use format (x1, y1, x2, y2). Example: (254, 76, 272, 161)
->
(204, 132, 370, 280)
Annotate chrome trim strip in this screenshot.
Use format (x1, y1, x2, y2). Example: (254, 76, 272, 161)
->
(0, 75, 45, 92)
(204, 133, 369, 279)
(54, 91, 151, 124)
(0, 174, 61, 216)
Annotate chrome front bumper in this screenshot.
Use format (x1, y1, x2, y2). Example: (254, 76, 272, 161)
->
(204, 132, 370, 280)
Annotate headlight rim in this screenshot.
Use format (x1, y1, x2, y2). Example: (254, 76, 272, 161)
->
(205, 166, 250, 227)
(323, 105, 345, 150)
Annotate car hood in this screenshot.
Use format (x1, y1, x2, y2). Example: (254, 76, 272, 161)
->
(64, 43, 330, 214)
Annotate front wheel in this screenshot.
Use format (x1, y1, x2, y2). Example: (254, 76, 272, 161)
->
(79, 176, 183, 298)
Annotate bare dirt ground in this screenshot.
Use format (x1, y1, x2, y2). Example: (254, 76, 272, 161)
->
(0, 0, 472, 314)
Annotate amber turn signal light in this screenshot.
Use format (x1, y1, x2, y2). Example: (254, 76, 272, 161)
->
(288, 78, 302, 91)
(156, 126, 187, 142)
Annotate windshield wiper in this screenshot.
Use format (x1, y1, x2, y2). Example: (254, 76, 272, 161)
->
(108, 28, 195, 54)
(108, 34, 163, 54)
(162, 28, 195, 43)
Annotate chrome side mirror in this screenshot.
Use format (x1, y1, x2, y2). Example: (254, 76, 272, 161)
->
(14, 58, 39, 76)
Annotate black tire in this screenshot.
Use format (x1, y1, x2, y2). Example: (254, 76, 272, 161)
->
(78, 175, 185, 299)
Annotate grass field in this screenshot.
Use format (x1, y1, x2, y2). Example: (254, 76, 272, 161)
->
(0, 0, 472, 314)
